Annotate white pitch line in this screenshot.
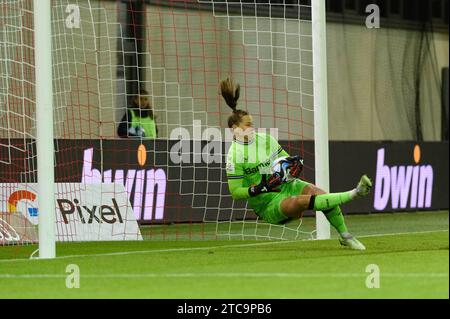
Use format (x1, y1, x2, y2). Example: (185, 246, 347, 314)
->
(0, 240, 297, 263)
(0, 229, 447, 263)
(0, 272, 448, 279)
(358, 229, 449, 238)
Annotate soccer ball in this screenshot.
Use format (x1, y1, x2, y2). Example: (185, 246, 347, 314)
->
(270, 156, 294, 182)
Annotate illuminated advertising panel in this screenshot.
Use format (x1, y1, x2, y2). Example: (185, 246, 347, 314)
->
(0, 139, 448, 223)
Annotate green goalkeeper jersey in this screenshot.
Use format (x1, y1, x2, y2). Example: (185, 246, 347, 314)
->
(226, 132, 289, 214)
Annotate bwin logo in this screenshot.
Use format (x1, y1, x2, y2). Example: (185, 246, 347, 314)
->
(374, 146, 433, 210)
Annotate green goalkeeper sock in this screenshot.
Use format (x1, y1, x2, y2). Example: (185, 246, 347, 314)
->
(309, 191, 354, 211)
(322, 206, 348, 235)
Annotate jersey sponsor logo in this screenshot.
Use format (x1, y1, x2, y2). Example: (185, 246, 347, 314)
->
(243, 159, 271, 175)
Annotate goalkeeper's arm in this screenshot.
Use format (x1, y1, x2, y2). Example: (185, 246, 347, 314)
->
(227, 174, 282, 200)
(227, 178, 251, 200)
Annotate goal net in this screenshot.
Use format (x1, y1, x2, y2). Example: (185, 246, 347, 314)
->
(0, 0, 326, 255)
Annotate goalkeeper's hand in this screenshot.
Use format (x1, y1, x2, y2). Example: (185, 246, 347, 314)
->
(248, 173, 283, 197)
(286, 155, 304, 178)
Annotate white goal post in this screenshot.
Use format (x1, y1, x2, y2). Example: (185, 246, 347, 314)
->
(34, 0, 56, 258)
(312, 0, 331, 240)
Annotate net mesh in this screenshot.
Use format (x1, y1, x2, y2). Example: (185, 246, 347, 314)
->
(0, 0, 320, 251)
(197, 0, 315, 240)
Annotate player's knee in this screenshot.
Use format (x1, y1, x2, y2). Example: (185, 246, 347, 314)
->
(302, 184, 314, 195)
(292, 195, 309, 211)
(281, 196, 309, 218)
(290, 195, 315, 211)
(302, 184, 326, 196)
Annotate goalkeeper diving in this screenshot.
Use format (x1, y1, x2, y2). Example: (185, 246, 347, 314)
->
(221, 78, 372, 250)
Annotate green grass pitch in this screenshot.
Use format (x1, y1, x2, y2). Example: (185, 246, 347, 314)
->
(0, 211, 448, 299)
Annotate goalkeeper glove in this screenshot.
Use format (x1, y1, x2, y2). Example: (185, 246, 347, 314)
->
(248, 173, 283, 197)
(286, 155, 304, 178)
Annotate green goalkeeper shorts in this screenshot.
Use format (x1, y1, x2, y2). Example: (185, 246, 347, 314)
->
(255, 179, 310, 225)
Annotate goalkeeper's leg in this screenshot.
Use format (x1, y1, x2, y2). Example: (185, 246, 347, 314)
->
(280, 175, 372, 250)
(289, 184, 350, 236)
(281, 174, 372, 216)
